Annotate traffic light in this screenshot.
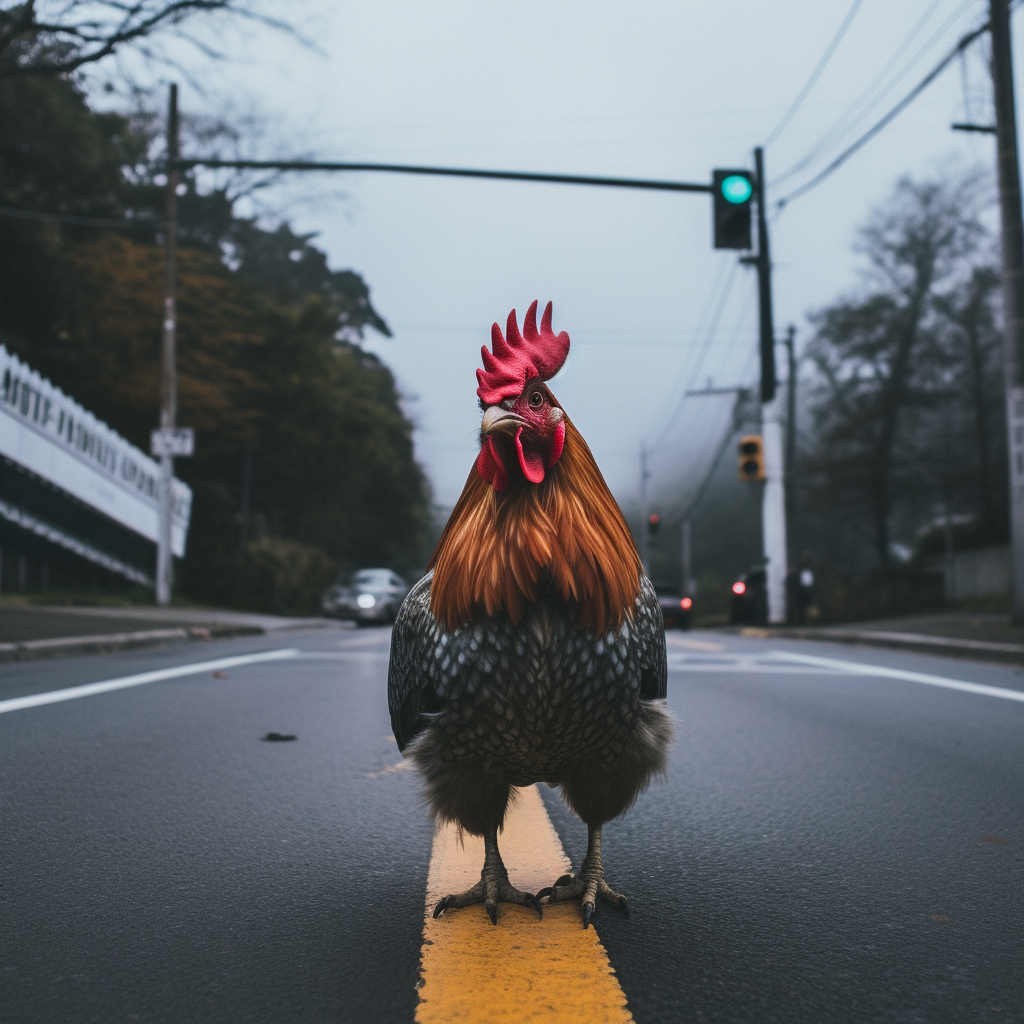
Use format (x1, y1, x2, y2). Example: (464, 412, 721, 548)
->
(738, 435, 764, 481)
(648, 513, 660, 535)
(712, 169, 754, 250)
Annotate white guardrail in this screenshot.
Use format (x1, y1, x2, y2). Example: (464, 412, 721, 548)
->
(0, 345, 191, 556)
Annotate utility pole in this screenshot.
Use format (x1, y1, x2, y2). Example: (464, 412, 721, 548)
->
(991, 0, 1024, 622)
(753, 146, 788, 624)
(639, 441, 651, 574)
(782, 324, 797, 558)
(681, 518, 693, 597)
(156, 83, 179, 605)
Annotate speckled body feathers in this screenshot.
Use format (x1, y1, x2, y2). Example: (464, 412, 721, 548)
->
(388, 569, 671, 833)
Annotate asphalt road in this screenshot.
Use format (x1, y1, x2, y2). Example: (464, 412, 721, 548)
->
(1, 627, 1020, 1022)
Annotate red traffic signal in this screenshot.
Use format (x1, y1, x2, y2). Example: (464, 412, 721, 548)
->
(648, 513, 660, 535)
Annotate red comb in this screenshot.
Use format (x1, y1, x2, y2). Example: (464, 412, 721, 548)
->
(476, 300, 570, 404)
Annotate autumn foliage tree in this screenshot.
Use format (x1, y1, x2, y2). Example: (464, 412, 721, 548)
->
(0, 65, 429, 612)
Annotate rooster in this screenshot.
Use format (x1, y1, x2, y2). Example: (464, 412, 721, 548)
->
(388, 301, 671, 928)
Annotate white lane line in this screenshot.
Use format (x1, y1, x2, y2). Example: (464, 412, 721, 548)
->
(669, 661, 849, 674)
(765, 650, 1024, 703)
(297, 651, 390, 660)
(0, 648, 300, 715)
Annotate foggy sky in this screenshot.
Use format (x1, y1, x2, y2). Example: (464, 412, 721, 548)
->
(89, 0, 1015, 512)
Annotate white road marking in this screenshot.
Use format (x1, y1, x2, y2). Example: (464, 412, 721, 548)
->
(667, 649, 1024, 703)
(667, 637, 725, 652)
(297, 651, 390, 660)
(765, 650, 1024, 703)
(0, 648, 300, 715)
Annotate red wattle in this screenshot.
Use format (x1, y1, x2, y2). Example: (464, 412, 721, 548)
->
(476, 437, 509, 491)
(515, 426, 547, 484)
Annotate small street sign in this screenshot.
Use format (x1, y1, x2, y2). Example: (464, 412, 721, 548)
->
(150, 427, 195, 458)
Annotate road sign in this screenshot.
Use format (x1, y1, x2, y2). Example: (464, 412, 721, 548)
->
(151, 427, 194, 458)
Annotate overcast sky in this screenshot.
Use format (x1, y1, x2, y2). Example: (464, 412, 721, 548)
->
(90, 0, 1019, 512)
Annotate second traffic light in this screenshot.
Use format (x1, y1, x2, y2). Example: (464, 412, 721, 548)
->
(647, 513, 660, 535)
(712, 169, 753, 250)
(738, 435, 765, 481)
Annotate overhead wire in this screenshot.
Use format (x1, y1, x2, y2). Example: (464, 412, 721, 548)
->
(772, 0, 969, 187)
(775, 16, 990, 209)
(645, 257, 741, 455)
(762, 0, 866, 149)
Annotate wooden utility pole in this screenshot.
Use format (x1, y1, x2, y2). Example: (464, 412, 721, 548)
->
(156, 83, 179, 605)
(990, 0, 1024, 622)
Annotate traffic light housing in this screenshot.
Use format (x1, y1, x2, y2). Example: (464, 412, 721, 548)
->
(648, 513, 660, 535)
(712, 169, 754, 250)
(738, 435, 764, 481)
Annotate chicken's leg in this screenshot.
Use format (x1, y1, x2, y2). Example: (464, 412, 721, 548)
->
(537, 824, 628, 929)
(432, 828, 544, 925)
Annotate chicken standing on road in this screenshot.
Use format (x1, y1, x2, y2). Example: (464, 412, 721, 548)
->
(388, 301, 671, 927)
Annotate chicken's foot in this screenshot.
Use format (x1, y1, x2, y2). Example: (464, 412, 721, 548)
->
(432, 828, 543, 926)
(537, 824, 628, 928)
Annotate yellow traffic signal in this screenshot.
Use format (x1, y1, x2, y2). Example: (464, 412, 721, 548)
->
(738, 435, 765, 481)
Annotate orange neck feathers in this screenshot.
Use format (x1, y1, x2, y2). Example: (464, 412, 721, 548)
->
(428, 414, 641, 635)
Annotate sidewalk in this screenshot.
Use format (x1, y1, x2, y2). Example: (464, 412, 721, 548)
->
(0, 602, 345, 663)
(732, 611, 1024, 665)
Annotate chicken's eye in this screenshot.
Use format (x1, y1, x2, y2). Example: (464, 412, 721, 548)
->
(529, 391, 544, 409)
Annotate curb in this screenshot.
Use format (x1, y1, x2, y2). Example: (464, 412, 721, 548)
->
(734, 626, 1024, 665)
(0, 624, 264, 664)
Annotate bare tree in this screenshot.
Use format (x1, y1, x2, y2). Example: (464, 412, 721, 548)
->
(803, 173, 987, 567)
(934, 264, 1006, 536)
(0, 1, 296, 78)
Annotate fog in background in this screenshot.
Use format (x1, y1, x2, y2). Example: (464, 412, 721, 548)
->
(86, 0, 1014, 511)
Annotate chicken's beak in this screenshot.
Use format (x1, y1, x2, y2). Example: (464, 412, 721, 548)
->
(481, 406, 527, 435)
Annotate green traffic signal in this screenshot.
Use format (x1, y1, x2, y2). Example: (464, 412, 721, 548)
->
(712, 168, 753, 249)
(721, 174, 753, 204)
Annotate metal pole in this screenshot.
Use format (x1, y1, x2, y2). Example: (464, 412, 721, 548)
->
(157, 83, 179, 606)
(990, 0, 1024, 622)
(681, 518, 693, 597)
(754, 147, 787, 624)
(639, 441, 650, 574)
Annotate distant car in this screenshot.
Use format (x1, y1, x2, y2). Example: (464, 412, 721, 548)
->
(655, 586, 693, 630)
(729, 567, 767, 625)
(322, 568, 409, 624)
(730, 566, 813, 625)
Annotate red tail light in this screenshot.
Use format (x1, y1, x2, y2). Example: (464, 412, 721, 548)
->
(680, 598, 692, 609)
(732, 581, 746, 595)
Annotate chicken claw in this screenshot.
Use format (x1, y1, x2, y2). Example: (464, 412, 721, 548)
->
(432, 829, 543, 925)
(537, 825, 628, 928)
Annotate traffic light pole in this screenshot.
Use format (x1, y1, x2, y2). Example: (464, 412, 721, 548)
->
(753, 147, 788, 624)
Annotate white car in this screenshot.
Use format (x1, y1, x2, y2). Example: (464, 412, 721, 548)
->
(322, 569, 410, 624)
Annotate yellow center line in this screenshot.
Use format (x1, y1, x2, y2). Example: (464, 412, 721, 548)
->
(416, 785, 633, 1023)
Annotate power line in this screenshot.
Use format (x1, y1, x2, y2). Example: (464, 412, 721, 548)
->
(775, 19, 990, 210)
(646, 258, 741, 454)
(763, 0, 866, 149)
(773, 0, 960, 187)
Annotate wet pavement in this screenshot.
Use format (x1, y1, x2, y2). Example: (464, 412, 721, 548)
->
(1, 627, 1021, 1022)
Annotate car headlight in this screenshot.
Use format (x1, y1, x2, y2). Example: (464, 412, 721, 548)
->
(356, 593, 376, 609)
